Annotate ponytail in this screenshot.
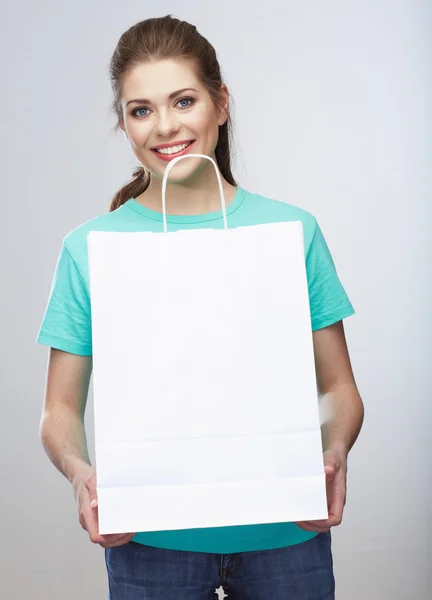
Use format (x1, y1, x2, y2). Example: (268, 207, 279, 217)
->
(109, 166, 150, 212)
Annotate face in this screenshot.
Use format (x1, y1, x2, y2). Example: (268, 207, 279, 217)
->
(120, 58, 228, 183)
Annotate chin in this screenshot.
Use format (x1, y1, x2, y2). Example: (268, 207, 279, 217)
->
(166, 171, 198, 184)
(154, 158, 205, 182)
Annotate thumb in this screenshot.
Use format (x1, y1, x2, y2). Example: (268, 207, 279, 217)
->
(324, 454, 340, 481)
(325, 465, 336, 482)
(85, 472, 98, 508)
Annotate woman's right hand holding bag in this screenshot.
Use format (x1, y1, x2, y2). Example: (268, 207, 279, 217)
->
(73, 465, 136, 548)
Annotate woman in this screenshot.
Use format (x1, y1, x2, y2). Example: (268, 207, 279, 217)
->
(37, 14, 364, 600)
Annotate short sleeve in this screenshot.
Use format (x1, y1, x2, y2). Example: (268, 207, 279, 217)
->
(36, 245, 92, 355)
(306, 222, 355, 331)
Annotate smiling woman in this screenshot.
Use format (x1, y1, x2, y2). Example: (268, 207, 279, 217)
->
(36, 12, 363, 600)
(107, 17, 238, 215)
(115, 55, 235, 215)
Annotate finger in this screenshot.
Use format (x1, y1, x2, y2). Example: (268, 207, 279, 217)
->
(295, 524, 320, 532)
(99, 533, 135, 548)
(296, 525, 330, 533)
(310, 508, 343, 529)
(324, 461, 341, 482)
(325, 465, 336, 481)
(81, 500, 106, 544)
(99, 536, 130, 547)
(323, 454, 342, 482)
(327, 476, 346, 522)
(85, 473, 97, 497)
(327, 495, 345, 526)
(85, 518, 105, 544)
(305, 520, 331, 531)
(85, 474, 98, 506)
(88, 497, 134, 545)
(295, 521, 330, 533)
(88, 488, 98, 509)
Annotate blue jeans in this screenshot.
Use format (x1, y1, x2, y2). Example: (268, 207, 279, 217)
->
(105, 532, 335, 599)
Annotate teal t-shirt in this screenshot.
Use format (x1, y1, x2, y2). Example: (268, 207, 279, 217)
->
(36, 186, 355, 553)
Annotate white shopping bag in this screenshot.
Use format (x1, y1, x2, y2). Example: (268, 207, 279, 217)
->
(88, 155, 328, 535)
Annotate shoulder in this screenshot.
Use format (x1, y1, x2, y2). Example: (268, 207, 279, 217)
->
(61, 205, 128, 260)
(240, 188, 318, 253)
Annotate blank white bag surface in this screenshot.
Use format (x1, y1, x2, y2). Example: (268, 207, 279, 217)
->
(88, 221, 328, 534)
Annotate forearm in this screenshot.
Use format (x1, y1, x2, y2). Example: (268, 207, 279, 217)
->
(319, 383, 364, 455)
(39, 405, 93, 485)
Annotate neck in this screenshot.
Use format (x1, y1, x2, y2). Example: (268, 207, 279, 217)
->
(134, 163, 237, 216)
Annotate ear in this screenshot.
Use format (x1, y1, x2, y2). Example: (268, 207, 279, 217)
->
(217, 84, 229, 127)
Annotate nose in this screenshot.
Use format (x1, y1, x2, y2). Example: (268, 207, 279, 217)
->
(154, 109, 180, 138)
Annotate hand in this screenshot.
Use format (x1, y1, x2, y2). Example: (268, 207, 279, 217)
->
(73, 466, 136, 548)
(295, 448, 347, 533)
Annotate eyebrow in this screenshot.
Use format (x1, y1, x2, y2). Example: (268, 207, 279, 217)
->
(126, 88, 199, 107)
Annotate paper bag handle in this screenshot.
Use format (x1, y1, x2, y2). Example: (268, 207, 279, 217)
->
(161, 154, 228, 234)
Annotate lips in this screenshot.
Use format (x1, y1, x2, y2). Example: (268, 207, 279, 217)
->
(152, 139, 195, 150)
(150, 140, 196, 161)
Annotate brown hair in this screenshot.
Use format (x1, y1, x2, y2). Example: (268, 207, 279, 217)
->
(108, 15, 237, 212)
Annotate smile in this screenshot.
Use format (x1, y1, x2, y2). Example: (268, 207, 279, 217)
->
(151, 140, 195, 161)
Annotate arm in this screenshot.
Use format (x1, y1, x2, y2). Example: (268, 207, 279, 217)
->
(39, 348, 93, 486)
(296, 320, 364, 532)
(313, 320, 364, 455)
(39, 348, 135, 547)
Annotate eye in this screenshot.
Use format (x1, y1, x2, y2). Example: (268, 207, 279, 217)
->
(131, 107, 150, 118)
(131, 97, 195, 119)
(176, 97, 195, 109)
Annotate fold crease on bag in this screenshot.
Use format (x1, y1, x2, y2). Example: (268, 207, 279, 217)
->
(97, 473, 327, 534)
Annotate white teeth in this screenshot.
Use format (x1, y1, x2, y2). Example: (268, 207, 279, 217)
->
(156, 142, 190, 155)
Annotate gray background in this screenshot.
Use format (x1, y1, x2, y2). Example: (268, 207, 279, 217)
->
(1, 1, 430, 598)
